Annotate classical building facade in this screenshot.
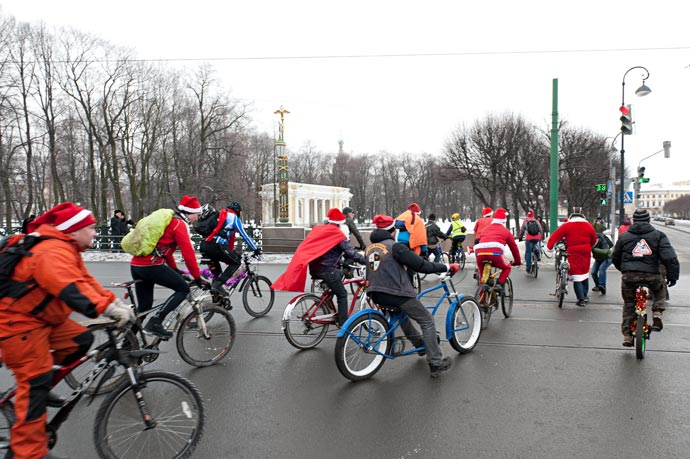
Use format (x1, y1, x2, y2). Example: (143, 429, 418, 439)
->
(636, 183, 690, 216)
(260, 182, 352, 227)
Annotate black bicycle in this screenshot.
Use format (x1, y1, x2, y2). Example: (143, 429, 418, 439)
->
(0, 324, 205, 458)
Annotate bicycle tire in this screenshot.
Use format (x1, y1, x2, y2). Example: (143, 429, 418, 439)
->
(334, 314, 391, 381)
(502, 278, 514, 318)
(242, 275, 274, 318)
(449, 297, 482, 353)
(412, 272, 422, 294)
(533, 259, 539, 278)
(64, 323, 140, 395)
(542, 247, 552, 259)
(176, 306, 235, 367)
(94, 371, 205, 459)
(283, 294, 331, 349)
(635, 315, 646, 359)
(0, 400, 15, 455)
(475, 285, 492, 330)
(458, 251, 466, 270)
(557, 270, 567, 308)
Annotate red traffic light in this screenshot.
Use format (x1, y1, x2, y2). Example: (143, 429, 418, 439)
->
(619, 105, 630, 115)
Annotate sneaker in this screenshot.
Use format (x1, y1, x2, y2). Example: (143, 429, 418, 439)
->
(652, 316, 663, 332)
(429, 357, 452, 378)
(144, 318, 173, 340)
(46, 391, 66, 408)
(599, 286, 606, 295)
(622, 334, 634, 347)
(576, 299, 587, 307)
(592, 286, 601, 292)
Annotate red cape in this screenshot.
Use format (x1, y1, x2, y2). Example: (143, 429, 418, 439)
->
(272, 224, 347, 292)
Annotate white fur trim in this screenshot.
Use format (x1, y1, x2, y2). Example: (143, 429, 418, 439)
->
(568, 216, 587, 223)
(178, 204, 202, 214)
(56, 209, 92, 231)
(329, 218, 346, 224)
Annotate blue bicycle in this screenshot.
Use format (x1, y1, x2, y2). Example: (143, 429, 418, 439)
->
(334, 272, 482, 381)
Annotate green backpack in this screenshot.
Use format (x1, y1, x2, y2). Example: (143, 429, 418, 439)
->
(121, 209, 174, 256)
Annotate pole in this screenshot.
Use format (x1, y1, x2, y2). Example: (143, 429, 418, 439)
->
(549, 78, 559, 233)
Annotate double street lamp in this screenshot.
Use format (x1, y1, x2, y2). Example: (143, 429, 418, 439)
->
(619, 66, 652, 226)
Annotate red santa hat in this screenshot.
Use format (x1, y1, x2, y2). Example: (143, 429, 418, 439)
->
(178, 195, 202, 214)
(408, 203, 421, 213)
(28, 202, 97, 233)
(492, 208, 507, 224)
(372, 214, 395, 230)
(527, 209, 534, 219)
(482, 207, 494, 217)
(327, 208, 346, 224)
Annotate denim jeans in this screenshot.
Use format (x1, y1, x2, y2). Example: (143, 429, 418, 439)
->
(524, 239, 540, 271)
(573, 278, 590, 301)
(590, 258, 612, 288)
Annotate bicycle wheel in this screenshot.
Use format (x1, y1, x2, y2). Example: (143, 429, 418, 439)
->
(334, 314, 391, 381)
(557, 271, 567, 308)
(242, 275, 274, 318)
(176, 306, 236, 367)
(542, 247, 552, 259)
(635, 315, 646, 359)
(0, 400, 15, 454)
(501, 278, 514, 317)
(64, 323, 140, 395)
(532, 259, 539, 278)
(412, 272, 422, 294)
(458, 251, 466, 270)
(475, 285, 493, 330)
(283, 294, 331, 349)
(94, 371, 204, 459)
(449, 297, 482, 353)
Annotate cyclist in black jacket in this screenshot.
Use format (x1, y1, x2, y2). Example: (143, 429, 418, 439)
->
(612, 209, 679, 347)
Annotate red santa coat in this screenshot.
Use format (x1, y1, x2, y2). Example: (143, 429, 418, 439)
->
(546, 217, 597, 281)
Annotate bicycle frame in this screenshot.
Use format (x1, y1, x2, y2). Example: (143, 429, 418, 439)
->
(281, 276, 367, 326)
(0, 327, 160, 439)
(336, 275, 468, 359)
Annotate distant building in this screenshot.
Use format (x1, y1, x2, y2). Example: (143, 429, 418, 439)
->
(260, 182, 352, 227)
(635, 184, 690, 216)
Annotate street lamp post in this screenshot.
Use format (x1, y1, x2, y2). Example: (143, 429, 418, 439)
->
(619, 66, 651, 227)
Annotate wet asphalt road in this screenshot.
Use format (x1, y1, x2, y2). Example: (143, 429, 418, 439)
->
(4, 223, 690, 459)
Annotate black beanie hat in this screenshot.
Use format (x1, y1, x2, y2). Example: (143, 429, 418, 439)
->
(633, 209, 650, 222)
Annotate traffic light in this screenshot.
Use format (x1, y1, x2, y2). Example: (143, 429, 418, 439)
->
(637, 166, 650, 183)
(620, 104, 633, 135)
(596, 184, 608, 205)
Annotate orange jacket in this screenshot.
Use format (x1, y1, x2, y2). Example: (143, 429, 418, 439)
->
(0, 225, 115, 337)
(395, 210, 428, 255)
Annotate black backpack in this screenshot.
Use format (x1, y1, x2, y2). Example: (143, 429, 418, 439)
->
(194, 208, 220, 237)
(526, 220, 541, 236)
(0, 234, 52, 299)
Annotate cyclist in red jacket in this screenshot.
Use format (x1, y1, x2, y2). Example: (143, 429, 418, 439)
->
(473, 208, 522, 290)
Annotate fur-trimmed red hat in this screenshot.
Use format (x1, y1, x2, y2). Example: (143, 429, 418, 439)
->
(482, 207, 494, 217)
(492, 208, 507, 223)
(178, 195, 202, 214)
(327, 208, 346, 224)
(372, 214, 395, 230)
(527, 209, 534, 219)
(408, 203, 421, 213)
(28, 202, 97, 233)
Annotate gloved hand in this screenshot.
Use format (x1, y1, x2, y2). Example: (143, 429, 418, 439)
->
(103, 299, 135, 327)
(194, 277, 211, 290)
(667, 279, 676, 287)
(448, 264, 460, 275)
(253, 248, 262, 258)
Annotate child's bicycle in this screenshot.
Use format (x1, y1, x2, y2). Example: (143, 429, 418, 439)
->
(200, 252, 275, 318)
(282, 275, 374, 350)
(631, 285, 654, 359)
(474, 260, 514, 329)
(0, 323, 205, 458)
(334, 272, 482, 381)
(64, 280, 236, 395)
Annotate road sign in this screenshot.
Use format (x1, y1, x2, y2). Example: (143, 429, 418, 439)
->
(624, 191, 633, 204)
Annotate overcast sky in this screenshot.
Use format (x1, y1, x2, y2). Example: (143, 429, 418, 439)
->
(1, 0, 689, 186)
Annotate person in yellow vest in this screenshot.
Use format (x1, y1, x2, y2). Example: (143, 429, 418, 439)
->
(446, 213, 467, 263)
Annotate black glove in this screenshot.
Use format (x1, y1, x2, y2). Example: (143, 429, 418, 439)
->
(194, 277, 210, 290)
(253, 248, 262, 257)
(176, 269, 193, 282)
(667, 279, 676, 287)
